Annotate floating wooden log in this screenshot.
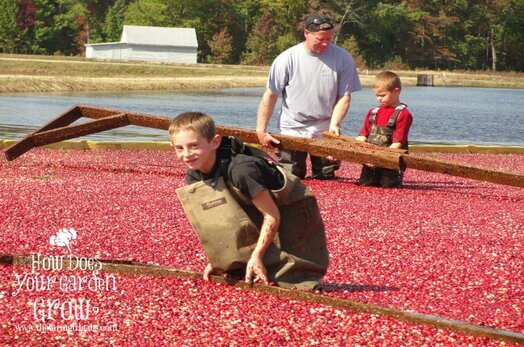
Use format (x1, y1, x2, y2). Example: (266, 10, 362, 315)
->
(323, 132, 524, 188)
(3, 104, 523, 188)
(2, 252, 524, 345)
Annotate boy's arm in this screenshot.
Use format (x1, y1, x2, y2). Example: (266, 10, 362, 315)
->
(355, 109, 373, 142)
(245, 189, 281, 285)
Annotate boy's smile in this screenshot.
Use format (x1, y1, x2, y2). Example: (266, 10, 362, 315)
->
(170, 129, 221, 174)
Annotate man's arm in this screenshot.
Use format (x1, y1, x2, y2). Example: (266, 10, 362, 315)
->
(329, 94, 351, 136)
(245, 189, 281, 284)
(256, 89, 280, 147)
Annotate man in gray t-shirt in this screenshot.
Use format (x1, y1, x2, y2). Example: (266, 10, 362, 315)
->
(256, 14, 361, 179)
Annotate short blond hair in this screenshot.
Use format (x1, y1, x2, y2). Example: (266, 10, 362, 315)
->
(372, 71, 402, 91)
(168, 112, 216, 140)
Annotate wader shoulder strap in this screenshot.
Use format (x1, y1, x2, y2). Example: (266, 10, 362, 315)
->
(387, 104, 407, 128)
(369, 107, 380, 125)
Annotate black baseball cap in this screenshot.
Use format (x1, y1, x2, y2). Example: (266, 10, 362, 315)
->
(304, 14, 334, 32)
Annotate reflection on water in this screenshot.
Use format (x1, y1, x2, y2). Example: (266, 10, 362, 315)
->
(0, 87, 523, 145)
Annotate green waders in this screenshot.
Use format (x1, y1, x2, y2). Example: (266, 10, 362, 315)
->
(175, 166, 329, 290)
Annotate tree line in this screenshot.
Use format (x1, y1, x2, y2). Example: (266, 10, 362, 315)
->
(1, 0, 523, 72)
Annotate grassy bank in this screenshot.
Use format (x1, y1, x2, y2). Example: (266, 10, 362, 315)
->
(1, 53, 523, 93)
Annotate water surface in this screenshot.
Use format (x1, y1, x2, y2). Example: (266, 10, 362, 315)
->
(0, 87, 522, 145)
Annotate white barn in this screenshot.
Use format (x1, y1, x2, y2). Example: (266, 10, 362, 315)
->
(85, 25, 198, 64)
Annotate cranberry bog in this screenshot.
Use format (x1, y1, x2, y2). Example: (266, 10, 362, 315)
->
(1, 148, 523, 346)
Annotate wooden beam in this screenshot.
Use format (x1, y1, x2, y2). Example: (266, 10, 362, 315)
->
(30, 114, 130, 146)
(2, 253, 524, 345)
(404, 154, 524, 188)
(4, 105, 523, 188)
(4, 106, 83, 161)
(323, 132, 524, 188)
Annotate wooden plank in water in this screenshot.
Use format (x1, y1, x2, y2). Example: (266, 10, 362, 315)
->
(2, 253, 524, 345)
(404, 154, 524, 187)
(4, 105, 523, 188)
(324, 132, 524, 188)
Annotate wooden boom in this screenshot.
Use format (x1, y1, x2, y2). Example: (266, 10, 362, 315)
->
(3, 104, 523, 188)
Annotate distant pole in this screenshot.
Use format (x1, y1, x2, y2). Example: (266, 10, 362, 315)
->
(417, 74, 434, 86)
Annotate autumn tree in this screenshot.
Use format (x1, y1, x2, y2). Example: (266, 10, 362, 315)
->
(242, 11, 277, 65)
(208, 28, 233, 64)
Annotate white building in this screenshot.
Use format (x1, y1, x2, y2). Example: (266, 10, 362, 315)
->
(85, 25, 198, 64)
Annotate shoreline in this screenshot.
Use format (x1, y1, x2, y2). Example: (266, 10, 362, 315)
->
(1, 54, 523, 93)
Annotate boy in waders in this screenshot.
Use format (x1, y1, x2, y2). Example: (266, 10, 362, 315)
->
(170, 112, 329, 290)
(355, 71, 413, 188)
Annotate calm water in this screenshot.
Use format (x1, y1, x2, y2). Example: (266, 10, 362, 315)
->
(0, 87, 523, 145)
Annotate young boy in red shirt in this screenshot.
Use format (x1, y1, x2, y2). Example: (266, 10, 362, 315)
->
(355, 71, 413, 188)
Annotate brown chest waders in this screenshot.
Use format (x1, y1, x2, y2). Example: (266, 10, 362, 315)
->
(175, 166, 329, 290)
(368, 104, 408, 150)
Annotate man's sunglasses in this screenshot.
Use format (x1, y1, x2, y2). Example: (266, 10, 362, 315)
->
(312, 17, 333, 25)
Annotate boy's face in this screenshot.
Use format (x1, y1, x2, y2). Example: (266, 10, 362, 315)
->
(170, 129, 221, 174)
(373, 85, 400, 107)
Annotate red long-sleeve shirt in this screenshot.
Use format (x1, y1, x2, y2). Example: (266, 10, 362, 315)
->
(358, 106, 413, 145)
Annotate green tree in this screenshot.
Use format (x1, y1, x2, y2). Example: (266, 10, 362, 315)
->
(242, 0, 306, 65)
(104, 0, 128, 42)
(125, 0, 170, 26)
(242, 11, 277, 65)
(499, 0, 524, 71)
(55, 0, 89, 54)
(354, 2, 412, 68)
(0, 0, 19, 53)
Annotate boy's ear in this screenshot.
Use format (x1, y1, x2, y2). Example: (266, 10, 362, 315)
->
(210, 134, 221, 149)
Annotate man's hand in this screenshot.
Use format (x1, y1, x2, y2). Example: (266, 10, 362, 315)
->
(203, 263, 223, 281)
(256, 130, 280, 148)
(245, 256, 268, 285)
(328, 124, 342, 136)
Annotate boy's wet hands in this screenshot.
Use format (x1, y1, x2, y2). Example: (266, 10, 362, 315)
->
(245, 257, 268, 285)
(203, 263, 224, 281)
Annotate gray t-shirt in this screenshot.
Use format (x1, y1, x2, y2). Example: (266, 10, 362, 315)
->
(267, 42, 361, 138)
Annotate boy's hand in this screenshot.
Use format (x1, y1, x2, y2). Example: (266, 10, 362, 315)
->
(245, 256, 268, 285)
(203, 263, 223, 281)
